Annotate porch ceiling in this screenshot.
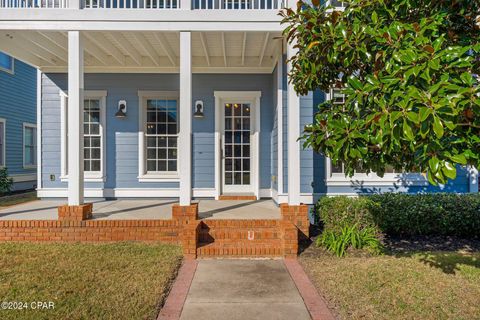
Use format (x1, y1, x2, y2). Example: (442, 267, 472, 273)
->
(0, 30, 282, 73)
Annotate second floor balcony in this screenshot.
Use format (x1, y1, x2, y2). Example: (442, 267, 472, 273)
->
(0, 0, 285, 9)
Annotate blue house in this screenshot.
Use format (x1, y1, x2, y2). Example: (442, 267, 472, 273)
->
(0, 52, 37, 192)
(0, 0, 477, 209)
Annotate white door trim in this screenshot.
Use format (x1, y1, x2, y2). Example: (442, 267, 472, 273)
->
(214, 91, 261, 199)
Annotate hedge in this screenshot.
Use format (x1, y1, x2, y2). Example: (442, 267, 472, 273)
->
(315, 193, 480, 238)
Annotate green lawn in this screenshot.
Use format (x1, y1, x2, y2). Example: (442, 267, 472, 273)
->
(0, 192, 38, 208)
(0, 242, 182, 320)
(301, 248, 480, 320)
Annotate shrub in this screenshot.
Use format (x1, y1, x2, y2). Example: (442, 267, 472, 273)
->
(314, 196, 379, 232)
(0, 167, 13, 195)
(369, 193, 480, 237)
(317, 224, 383, 257)
(316, 194, 480, 239)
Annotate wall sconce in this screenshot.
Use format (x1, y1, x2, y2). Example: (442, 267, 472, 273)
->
(115, 100, 127, 118)
(194, 100, 204, 118)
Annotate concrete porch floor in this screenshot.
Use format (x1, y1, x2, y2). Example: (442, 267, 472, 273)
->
(0, 199, 280, 220)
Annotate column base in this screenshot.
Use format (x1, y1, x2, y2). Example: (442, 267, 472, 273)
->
(58, 203, 93, 221)
(280, 204, 310, 241)
(172, 203, 199, 225)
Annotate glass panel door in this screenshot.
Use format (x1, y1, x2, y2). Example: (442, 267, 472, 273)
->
(223, 102, 251, 191)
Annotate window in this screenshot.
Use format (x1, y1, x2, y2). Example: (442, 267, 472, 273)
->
(325, 86, 426, 186)
(138, 91, 179, 181)
(60, 91, 107, 181)
(146, 99, 178, 172)
(0, 119, 5, 167)
(83, 99, 102, 172)
(327, 0, 347, 8)
(0, 52, 14, 74)
(23, 123, 37, 168)
(330, 87, 346, 105)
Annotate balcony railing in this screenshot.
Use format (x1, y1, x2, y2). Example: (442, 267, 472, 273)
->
(193, 0, 284, 10)
(0, 0, 67, 8)
(0, 0, 284, 8)
(83, 0, 179, 8)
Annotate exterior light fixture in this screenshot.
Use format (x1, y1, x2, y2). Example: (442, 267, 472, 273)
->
(115, 100, 127, 118)
(194, 100, 204, 118)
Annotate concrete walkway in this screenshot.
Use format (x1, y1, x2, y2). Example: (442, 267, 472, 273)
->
(179, 260, 311, 320)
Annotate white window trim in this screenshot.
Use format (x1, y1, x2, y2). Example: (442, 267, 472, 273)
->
(22, 122, 37, 169)
(0, 118, 5, 168)
(60, 90, 107, 182)
(138, 90, 180, 182)
(0, 54, 14, 75)
(214, 91, 262, 199)
(323, 90, 428, 187)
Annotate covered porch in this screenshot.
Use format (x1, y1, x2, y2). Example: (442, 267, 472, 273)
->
(0, 198, 281, 220)
(0, 27, 305, 213)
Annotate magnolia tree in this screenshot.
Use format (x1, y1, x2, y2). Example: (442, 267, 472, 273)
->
(281, 0, 480, 184)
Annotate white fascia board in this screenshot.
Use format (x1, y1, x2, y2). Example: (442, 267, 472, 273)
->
(39, 66, 276, 74)
(0, 21, 283, 32)
(0, 11, 283, 32)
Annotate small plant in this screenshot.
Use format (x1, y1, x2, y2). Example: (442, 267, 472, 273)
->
(0, 167, 13, 195)
(317, 224, 383, 257)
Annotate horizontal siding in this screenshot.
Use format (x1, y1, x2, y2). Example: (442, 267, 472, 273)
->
(0, 58, 37, 185)
(42, 73, 274, 191)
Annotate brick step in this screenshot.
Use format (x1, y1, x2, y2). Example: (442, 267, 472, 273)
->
(197, 242, 283, 257)
(198, 231, 281, 242)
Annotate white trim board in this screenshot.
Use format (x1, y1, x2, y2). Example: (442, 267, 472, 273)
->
(0, 117, 5, 168)
(22, 122, 37, 169)
(214, 91, 262, 199)
(36, 69, 42, 189)
(37, 187, 274, 198)
(59, 90, 108, 182)
(137, 90, 180, 182)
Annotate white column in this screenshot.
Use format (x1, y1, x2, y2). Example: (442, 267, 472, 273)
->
(179, 31, 192, 206)
(276, 58, 284, 196)
(67, 31, 84, 206)
(36, 69, 42, 190)
(469, 166, 479, 193)
(287, 42, 301, 205)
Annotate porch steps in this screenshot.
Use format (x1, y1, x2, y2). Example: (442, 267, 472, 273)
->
(196, 219, 285, 258)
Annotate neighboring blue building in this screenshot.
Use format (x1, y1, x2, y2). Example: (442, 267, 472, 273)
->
(0, 52, 37, 192)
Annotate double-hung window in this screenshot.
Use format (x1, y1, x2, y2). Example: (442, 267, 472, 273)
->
(83, 98, 102, 173)
(0, 52, 13, 74)
(60, 91, 106, 181)
(325, 87, 426, 186)
(23, 123, 37, 168)
(138, 91, 179, 181)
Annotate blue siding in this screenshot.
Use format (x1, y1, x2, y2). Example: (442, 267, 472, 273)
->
(0, 58, 37, 191)
(192, 74, 274, 189)
(42, 73, 274, 191)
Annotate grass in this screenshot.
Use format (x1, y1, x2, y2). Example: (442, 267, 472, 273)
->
(300, 248, 480, 320)
(0, 192, 38, 207)
(0, 242, 183, 320)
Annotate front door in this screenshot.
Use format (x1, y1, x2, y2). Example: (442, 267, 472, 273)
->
(222, 101, 253, 194)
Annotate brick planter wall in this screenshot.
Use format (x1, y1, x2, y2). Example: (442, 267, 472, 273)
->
(0, 220, 179, 242)
(0, 202, 303, 258)
(280, 204, 310, 241)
